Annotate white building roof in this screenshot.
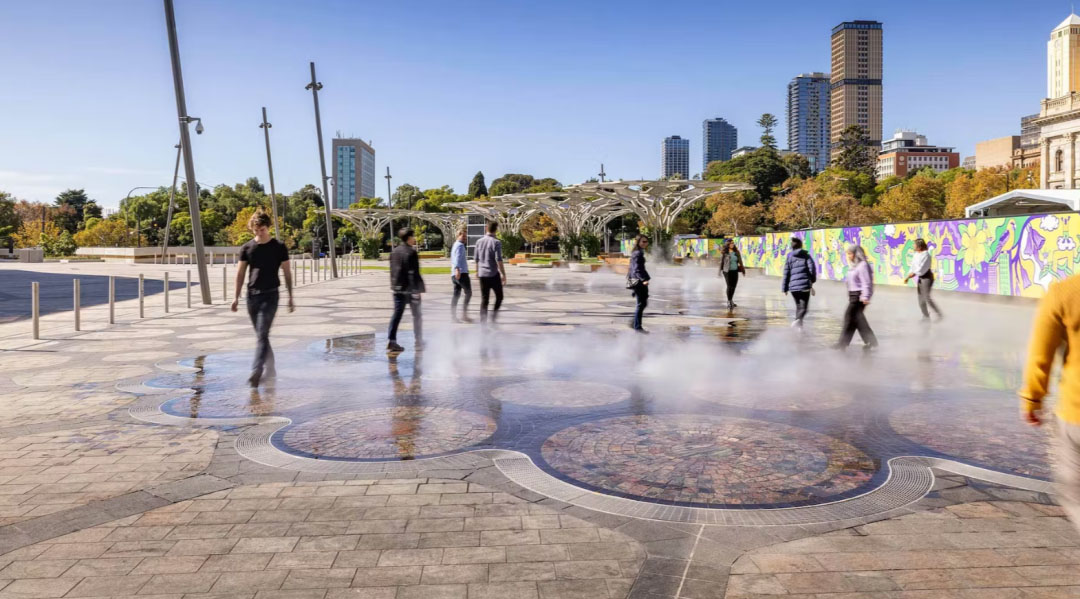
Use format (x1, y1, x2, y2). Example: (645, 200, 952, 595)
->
(1055, 14, 1080, 30)
(965, 189, 1080, 217)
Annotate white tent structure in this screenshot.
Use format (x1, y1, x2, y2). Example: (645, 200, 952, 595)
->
(964, 190, 1080, 218)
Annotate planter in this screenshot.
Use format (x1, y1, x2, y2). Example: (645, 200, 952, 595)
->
(568, 263, 603, 273)
(519, 262, 554, 269)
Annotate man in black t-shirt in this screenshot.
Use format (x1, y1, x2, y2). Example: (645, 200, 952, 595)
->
(232, 210, 294, 387)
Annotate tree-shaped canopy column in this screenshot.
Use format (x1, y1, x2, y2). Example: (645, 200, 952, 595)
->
(445, 200, 536, 235)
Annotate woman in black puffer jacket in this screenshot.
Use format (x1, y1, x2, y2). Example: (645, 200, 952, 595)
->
(782, 237, 817, 328)
(627, 236, 651, 332)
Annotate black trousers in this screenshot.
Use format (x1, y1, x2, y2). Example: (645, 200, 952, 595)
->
(451, 273, 472, 315)
(631, 282, 648, 329)
(479, 276, 504, 322)
(723, 270, 739, 303)
(791, 290, 811, 323)
(838, 292, 878, 348)
(917, 275, 941, 318)
(388, 292, 422, 343)
(246, 289, 279, 376)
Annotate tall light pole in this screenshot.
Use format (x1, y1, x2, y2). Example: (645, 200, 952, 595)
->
(598, 163, 606, 183)
(385, 166, 393, 248)
(305, 61, 338, 278)
(124, 186, 158, 249)
(159, 141, 182, 263)
(259, 107, 280, 238)
(163, 0, 211, 304)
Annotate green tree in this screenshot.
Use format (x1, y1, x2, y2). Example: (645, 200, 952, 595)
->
(53, 189, 92, 233)
(391, 184, 424, 209)
(757, 114, 779, 150)
(783, 154, 812, 180)
(832, 125, 877, 178)
(706, 150, 788, 201)
(467, 171, 488, 198)
(488, 174, 535, 196)
(0, 192, 20, 243)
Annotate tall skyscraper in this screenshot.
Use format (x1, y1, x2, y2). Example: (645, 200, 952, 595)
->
(702, 118, 737, 172)
(662, 135, 690, 178)
(787, 72, 831, 172)
(331, 138, 376, 209)
(1048, 14, 1080, 99)
(829, 21, 883, 162)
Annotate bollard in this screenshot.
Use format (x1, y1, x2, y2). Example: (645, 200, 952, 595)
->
(31, 282, 39, 339)
(108, 276, 115, 324)
(73, 279, 81, 331)
(164, 272, 170, 313)
(138, 274, 144, 318)
(293, 256, 298, 287)
(223, 266, 228, 301)
(186, 270, 191, 308)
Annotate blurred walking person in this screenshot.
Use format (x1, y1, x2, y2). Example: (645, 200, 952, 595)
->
(782, 237, 816, 328)
(719, 239, 745, 309)
(1020, 274, 1080, 533)
(387, 228, 425, 353)
(834, 244, 878, 351)
(450, 228, 473, 323)
(903, 238, 942, 321)
(231, 209, 294, 387)
(475, 221, 506, 324)
(627, 235, 651, 332)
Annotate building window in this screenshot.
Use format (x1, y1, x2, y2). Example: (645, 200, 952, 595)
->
(1057, 149, 1065, 172)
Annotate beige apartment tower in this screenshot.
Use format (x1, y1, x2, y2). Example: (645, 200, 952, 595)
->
(830, 20, 883, 163)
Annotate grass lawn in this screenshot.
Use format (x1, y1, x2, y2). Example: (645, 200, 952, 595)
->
(362, 265, 452, 275)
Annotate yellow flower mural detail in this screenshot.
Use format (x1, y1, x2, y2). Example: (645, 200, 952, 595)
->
(959, 222, 988, 276)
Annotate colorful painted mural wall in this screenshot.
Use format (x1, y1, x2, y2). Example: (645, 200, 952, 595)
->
(663, 213, 1075, 298)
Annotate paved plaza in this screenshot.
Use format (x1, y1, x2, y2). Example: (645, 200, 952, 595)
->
(0, 259, 1077, 598)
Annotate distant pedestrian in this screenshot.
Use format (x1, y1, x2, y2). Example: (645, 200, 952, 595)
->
(450, 228, 473, 323)
(1020, 274, 1080, 534)
(782, 237, 816, 328)
(719, 239, 745, 309)
(903, 238, 942, 321)
(474, 221, 506, 324)
(387, 228, 425, 354)
(627, 235, 651, 332)
(834, 244, 878, 351)
(231, 209, 294, 387)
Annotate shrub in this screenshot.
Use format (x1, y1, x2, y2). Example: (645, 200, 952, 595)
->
(580, 232, 602, 258)
(358, 234, 382, 259)
(497, 232, 525, 259)
(557, 233, 582, 261)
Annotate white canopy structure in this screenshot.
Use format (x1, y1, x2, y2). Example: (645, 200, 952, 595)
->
(964, 189, 1080, 218)
(332, 209, 467, 246)
(444, 199, 535, 235)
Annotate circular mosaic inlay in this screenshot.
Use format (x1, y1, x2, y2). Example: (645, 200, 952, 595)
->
(280, 407, 497, 460)
(889, 396, 1052, 479)
(492, 380, 630, 408)
(542, 414, 877, 506)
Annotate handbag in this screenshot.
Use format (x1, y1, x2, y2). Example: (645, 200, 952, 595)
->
(626, 277, 641, 289)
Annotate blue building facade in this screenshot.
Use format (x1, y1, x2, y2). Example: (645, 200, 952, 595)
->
(702, 118, 737, 172)
(787, 72, 831, 172)
(332, 138, 376, 209)
(662, 135, 690, 179)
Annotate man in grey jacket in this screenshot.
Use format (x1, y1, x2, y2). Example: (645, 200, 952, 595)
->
(782, 237, 817, 328)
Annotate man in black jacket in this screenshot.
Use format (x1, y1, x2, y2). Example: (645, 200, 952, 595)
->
(387, 228, 425, 353)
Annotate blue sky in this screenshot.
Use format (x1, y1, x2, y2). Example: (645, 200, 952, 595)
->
(0, 0, 1067, 209)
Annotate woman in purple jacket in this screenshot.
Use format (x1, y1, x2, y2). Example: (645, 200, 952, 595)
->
(834, 244, 879, 350)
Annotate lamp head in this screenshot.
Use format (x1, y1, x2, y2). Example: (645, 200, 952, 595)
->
(194, 120, 204, 135)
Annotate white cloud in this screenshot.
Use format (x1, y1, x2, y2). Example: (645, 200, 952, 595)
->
(1040, 215, 1060, 232)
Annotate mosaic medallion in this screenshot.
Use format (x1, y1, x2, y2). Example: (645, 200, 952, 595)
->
(541, 414, 877, 506)
(279, 407, 497, 460)
(889, 396, 1053, 479)
(491, 380, 630, 408)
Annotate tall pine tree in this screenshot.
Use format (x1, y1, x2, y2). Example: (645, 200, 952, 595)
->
(467, 171, 488, 198)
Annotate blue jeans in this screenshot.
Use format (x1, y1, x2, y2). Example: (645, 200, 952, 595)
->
(246, 289, 279, 376)
(388, 293, 422, 343)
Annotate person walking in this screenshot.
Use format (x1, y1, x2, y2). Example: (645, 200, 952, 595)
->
(1020, 274, 1080, 534)
(781, 237, 816, 328)
(903, 238, 942, 321)
(627, 235, 651, 332)
(449, 228, 473, 323)
(387, 227, 425, 354)
(834, 244, 879, 351)
(474, 221, 506, 324)
(231, 209, 294, 387)
(719, 239, 745, 309)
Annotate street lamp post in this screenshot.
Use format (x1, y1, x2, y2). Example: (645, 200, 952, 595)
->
(159, 141, 182, 263)
(124, 186, 157, 249)
(259, 107, 280, 238)
(305, 61, 338, 278)
(385, 167, 393, 249)
(163, 0, 211, 304)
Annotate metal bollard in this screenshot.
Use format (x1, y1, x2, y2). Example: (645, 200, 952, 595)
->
(223, 266, 228, 301)
(31, 282, 39, 339)
(73, 279, 81, 331)
(164, 272, 169, 313)
(138, 274, 144, 318)
(186, 270, 191, 308)
(108, 276, 115, 324)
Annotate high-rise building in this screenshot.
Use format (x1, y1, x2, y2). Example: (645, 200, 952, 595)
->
(829, 21, 883, 163)
(702, 118, 737, 172)
(1048, 14, 1080, 99)
(662, 136, 690, 178)
(787, 72, 831, 172)
(876, 130, 958, 179)
(1034, 14, 1080, 188)
(331, 138, 376, 209)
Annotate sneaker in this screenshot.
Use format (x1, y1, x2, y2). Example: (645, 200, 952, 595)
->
(415, 341, 426, 352)
(634, 328, 650, 334)
(791, 320, 800, 328)
(461, 315, 475, 323)
(451, 316, 462, 324)
(247, 371, 261, 388)
(387, 341, 405, 353)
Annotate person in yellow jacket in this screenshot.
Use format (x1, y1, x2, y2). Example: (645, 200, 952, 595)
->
(1020, 276, 1080, 531)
